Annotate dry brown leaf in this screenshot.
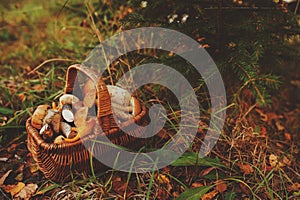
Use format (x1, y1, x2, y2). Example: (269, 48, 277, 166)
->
(201, 190, 218, 200)
(215, 180, 227, 193)
(284, 132, 292, 141)
(191, 182, 203, 188)
(239, 183, 251, 196)
(200, 167, 216, 176)
(157, 174, 170, 184)
(2, 182, 25, 197)
(267, 112, 283, 121)
(275, 121, 285, 131)
(288, 182, 300, 191)
(0, 170, 12, 185)
(15, 183, 38, 200)
(260, 126, 267, 136)
(32, 84, 44, 92)
(238, 163, 254, 175)
(111, 176, 134, 197)
(29, 163, 39, 173)
(279, 156, 292, 167)
(255, 108, 268, 122)
(18, 93, 26, 102)
(269, 154, 278, 168)
(290, 80, 300, 88)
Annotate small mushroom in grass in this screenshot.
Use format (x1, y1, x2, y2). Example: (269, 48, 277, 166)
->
(59, 94, 80, 108)
(31, 105, 50, 129)
(62, 104, 74, 123)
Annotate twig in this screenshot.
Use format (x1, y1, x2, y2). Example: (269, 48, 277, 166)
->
(295, 0, 300, 14)
(27, 58, 76, 75)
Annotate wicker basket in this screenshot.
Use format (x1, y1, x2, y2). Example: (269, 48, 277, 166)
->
(26, 64, 148, 182)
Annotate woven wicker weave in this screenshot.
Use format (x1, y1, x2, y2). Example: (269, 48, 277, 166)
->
(26, 64, 148, 182)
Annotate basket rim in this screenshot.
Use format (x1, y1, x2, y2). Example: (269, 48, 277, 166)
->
(26, 105, 147, 149)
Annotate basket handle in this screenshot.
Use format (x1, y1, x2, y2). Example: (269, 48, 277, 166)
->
(65, 64, 116, 132)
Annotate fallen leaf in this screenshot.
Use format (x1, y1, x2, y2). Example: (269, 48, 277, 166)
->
(284, 132, 292, 141)
(275, 121, 285, 131)
(239, 183, 250, 196)
(200, 167, 216, 176)
(260, 126, 267, 136)
(201, 190, 218, 200)
(172, 191, 180, 198)
(269, 154, 278, 168)
(191, 182, 203, 188)
(29, 163, 39, 173)
(18, 93, 26, 102)
(279, 156, 292, 167)
(288, 182, 300, 191)
(267, 112, 283, 121)
(0, 170, 12, 185)
(112, 176, 134, 197)
(15, 183, 38, 200)
(290, 80, 300, 88)
(157, 174, 170, 184)
(215, 180, 227, 193)
(2, 182, 25, 197)
(255, 108, 268, 122)
(32, 84, 44, 92)
(238, 163, 254, 175)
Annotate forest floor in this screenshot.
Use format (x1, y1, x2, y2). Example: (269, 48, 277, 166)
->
(0, 1, 299, 199)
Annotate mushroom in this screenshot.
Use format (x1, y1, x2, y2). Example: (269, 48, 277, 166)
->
(31, 105, 50, 129)
(43, 109, 61, 133)
(53, 135, 66, 144)
(130, 97, 141, 116)
(39, 124, 54, 141)
(62, 104, 74, 123)
(60, 122, 72, 138)
(63, 117, 95, 143)
(107, 85, 131, 106)
(59, 94, 80, 109)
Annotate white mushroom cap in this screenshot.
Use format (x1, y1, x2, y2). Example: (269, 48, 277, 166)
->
(59, 94, 80, 108)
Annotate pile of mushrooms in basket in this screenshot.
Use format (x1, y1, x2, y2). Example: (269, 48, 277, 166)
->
(30, 78, 141, 144)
